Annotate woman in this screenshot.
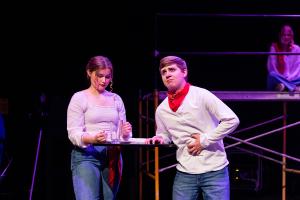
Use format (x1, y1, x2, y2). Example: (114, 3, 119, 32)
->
(267, 24, 300, 91)
(67, 55, 132, 200)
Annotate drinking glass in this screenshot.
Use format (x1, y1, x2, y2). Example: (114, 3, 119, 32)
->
(111, 120, 123, 144)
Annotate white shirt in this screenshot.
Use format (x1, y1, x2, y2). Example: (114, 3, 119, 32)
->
(155, 86, 239, 174)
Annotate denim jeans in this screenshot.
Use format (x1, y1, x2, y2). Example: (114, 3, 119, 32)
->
(173, 166, 230, 200)
(71, 146, 114, 200)
(267, 72, 300, 91)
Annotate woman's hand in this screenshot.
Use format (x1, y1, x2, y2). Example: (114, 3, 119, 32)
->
(81, 131, 107, 144)
(94, 131, 107, 143)
(121, 121, 132, 139)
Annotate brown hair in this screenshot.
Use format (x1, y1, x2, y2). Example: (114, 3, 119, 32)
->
(159, 56, 187, 72)
(86, 55, 113, 79)
(280, 24, 294, 38)
(278, 24, 294, 47)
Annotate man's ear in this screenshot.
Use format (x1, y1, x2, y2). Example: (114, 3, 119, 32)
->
(183, 68, 188, 78)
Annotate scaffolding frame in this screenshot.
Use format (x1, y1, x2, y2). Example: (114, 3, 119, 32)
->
(143, 12, 300, 200)
(138, 90, 300, 200)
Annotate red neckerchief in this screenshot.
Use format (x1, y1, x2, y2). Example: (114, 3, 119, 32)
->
(167, 83, 190, 112)
(273, 42, 291, 75)
(108, 146, 122, 191)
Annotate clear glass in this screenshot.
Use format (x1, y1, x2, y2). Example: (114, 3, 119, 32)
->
(111, 120, 123, 144)
(105, 123, 112, 142)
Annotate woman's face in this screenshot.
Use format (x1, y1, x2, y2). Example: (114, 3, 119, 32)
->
(88, 68, 112, 92)
(280, 26, 293, 46)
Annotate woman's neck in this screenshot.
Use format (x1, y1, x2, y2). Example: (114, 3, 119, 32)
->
(88, 86, 106, 96)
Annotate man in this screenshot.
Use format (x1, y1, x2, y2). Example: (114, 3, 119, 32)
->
(146, 56, 240, 200)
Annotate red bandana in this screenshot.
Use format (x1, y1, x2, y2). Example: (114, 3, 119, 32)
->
(167, 83, 190, 112)
(273, 42, 291, 75)
(108, 146, 122, 191)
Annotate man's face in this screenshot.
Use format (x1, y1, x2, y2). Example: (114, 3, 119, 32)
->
(160, 64, 187, 93)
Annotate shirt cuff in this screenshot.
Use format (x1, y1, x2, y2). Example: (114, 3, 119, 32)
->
(200, 133, 210, 148)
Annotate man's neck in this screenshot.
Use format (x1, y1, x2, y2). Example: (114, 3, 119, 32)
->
(170, 82, 187, 94)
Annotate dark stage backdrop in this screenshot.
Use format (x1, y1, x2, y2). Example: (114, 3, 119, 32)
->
(1, 1, 300, 199)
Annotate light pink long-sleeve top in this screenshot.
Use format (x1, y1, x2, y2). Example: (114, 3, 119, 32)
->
(67, 90, 131, 148)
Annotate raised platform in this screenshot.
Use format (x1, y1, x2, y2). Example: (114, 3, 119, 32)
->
(212, 91, 300, 101)
(149, 91, 300, 101)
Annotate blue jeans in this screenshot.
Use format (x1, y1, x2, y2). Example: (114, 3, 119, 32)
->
(173, 166, 230, 200)
(71, 146, 115, 200)
(267, 72, 300, 91)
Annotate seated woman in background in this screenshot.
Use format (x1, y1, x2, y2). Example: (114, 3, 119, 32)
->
(267, 24, 300, 92)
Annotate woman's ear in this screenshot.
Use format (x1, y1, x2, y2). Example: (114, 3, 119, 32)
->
(86, 70, 91, 78)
